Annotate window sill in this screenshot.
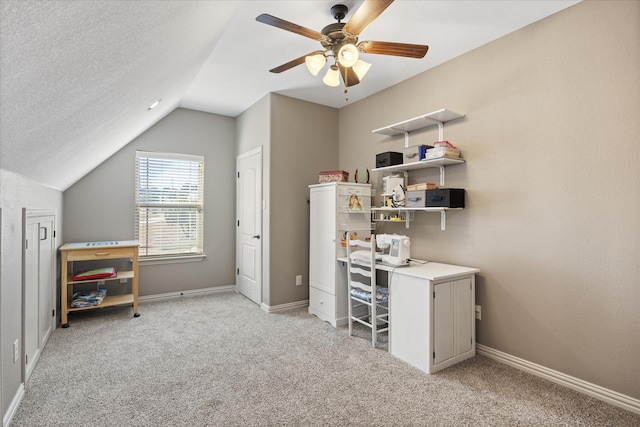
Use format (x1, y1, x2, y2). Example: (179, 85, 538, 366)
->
(139, 254, 206, 266)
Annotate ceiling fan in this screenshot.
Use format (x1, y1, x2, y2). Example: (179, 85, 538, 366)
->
(256, 0, 429, 88)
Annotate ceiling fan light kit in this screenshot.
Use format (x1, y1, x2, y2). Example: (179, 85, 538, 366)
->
(323, 65, 341, 87)
(337, 43, 359, 68)
(256, 0, 428, 89)
(305, 53, 327, 76)
(352, 59, 371, 80)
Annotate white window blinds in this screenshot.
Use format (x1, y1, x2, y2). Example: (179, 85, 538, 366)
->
(135, 151, 204, 258)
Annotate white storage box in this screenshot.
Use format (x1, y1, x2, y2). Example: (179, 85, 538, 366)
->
(403, 145, 431, 163)
(424, 147, 461, 159)
(406, 190, 427, 207)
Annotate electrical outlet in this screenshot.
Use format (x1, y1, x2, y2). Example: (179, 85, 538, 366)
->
(475, 305, 482, 320)
(295, 275, 303, 286)
(13, 339, 19, 363)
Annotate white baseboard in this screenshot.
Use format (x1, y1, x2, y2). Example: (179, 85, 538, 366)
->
(4, 383, 24, 427)
(140, 288, 308, 314)
(139, 285, 235, 302)
(261, 299, 309, 313)
(476, 344, 640, 415)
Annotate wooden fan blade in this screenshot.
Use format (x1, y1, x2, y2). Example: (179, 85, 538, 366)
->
(338, 63, 360, 87)
(269, 51, 325, 73)
(256, 14, 329, 43)
(358, 41, 429, 58)
(343, 0, 394, 36)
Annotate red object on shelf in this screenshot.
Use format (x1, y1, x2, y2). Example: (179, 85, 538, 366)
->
(72, 267, 117, 281)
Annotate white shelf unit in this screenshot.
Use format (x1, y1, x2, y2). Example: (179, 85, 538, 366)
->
(372, 108, 464, 148)
(371, 109, 466, 230)
(373, 206, 463, 230)
(373, 157, 465, 187)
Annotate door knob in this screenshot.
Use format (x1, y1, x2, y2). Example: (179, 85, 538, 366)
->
(252, 235, 261, 239)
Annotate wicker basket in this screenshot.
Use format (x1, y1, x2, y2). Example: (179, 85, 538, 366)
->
(319, 170, 349, 183)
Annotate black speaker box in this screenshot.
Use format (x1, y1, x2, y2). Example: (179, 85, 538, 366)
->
(376, 151, 403, 168)
(426, 188, 465, 208)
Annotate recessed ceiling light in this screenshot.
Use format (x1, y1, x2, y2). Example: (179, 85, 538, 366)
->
(148, 99, 162, 110)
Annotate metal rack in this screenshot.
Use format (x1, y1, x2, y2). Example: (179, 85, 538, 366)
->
(371, 109, 466, 230)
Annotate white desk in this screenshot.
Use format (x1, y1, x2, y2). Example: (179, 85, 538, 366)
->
(339, 258, 480, 374)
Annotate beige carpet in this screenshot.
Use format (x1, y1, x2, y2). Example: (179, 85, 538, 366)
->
(11, 291, 640, 426)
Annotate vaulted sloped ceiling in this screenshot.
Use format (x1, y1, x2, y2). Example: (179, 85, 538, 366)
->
(0, 1, 580, 191)
(1, 1, 241, 191)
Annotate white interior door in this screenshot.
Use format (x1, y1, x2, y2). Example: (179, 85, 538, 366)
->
(24, 218, 40, 381)
(0, 208, 3, 416)
(236, 147, 263, 305)
(23, 209, 56, 382)
(38, 217, 55, 345)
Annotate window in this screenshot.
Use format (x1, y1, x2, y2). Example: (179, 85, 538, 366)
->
(135, 151, 204, 259)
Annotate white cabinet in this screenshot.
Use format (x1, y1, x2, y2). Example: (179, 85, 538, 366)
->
(389, 267, 476, 374)
(433, 278, 474, 366)
(309, 183, 371, 327)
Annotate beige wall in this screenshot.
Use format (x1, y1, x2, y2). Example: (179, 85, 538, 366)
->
(64, 108, 237, 296)
(269, 94, 339, 306)
(236, 95, 272, 305)
(338, 0, 639, 398)
(236, 93, 339, 307)
(0, 169, 64, 417)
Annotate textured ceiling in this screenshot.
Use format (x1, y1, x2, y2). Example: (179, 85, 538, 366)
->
(0, 1, 580, 191)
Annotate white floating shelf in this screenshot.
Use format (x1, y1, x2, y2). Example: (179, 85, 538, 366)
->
(372, 108, 464, 136)
(371, 207, 463, 230)
(372, 157, 465, 173)
(371, 207, 463, 213)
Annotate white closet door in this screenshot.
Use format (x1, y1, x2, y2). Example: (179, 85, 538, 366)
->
(23, 209, 56, 382)
(38, 217, 55, 347)
(24, 219, 40, 381)
(236, 147, 263, 305)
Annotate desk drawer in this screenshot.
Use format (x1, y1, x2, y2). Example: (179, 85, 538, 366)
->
(309, 286, 336, 320)
(64, 246, 135, 261)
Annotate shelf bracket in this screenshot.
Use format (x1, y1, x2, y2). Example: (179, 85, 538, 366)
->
(438, 165, 446, 187)
(440, 210, 446, 231)
(437, 122, 444, 141)
(401, 130, 410, 148)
